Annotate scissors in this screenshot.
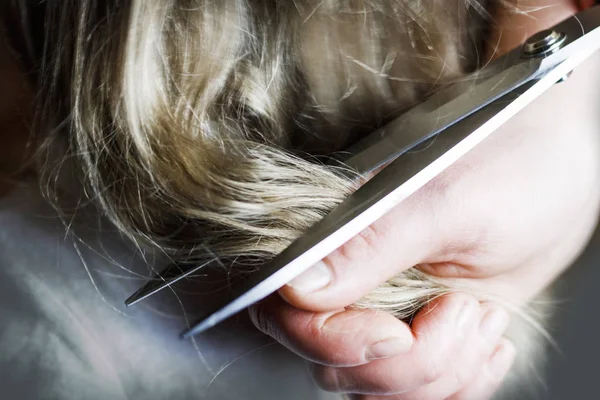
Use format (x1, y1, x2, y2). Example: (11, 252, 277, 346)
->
(125, 6, 600, 339)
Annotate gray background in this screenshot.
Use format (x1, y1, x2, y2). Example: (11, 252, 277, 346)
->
(542, 223, 600, 399)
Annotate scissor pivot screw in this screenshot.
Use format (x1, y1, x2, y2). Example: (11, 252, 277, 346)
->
(523, 29, 567, 58)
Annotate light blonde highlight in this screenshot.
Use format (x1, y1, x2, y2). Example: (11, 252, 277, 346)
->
(4, 0, 550, 396)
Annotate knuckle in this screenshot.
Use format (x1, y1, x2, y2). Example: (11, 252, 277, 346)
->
(450, 367, 471, 390)
(305, 311, 361, 366)
(422, 292, 477, 323)
(334, 224, 381, 265)
(421, 357, 446, 385)
(307, 312, 327, 337)
(356, 224, 381, 252)
(248, 302, 280, 338)
(444, 292, 475, 307)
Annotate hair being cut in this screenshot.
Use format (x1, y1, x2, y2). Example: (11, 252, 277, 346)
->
(3, 0, 550, 396)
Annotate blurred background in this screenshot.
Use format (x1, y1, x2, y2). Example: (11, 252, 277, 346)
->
(544, 223, 600, 399)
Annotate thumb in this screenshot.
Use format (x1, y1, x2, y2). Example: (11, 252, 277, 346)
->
(278, 183, 448, 312)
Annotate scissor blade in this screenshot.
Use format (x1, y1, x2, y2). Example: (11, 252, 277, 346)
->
(127, 7, 600, 311)
(181, 50, 592, 339)
(342, 6, 600, 175)
(125, 263, 208, 307)
(340, 60, 538, 174)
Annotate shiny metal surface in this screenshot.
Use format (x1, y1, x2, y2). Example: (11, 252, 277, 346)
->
(125, 263, 209, 307)
(342, 7, 600, 175)
(181, 61, 580, 339)
(181, 8, 600, 338)
(523, 30, 567, 58)
(123, 7, 600, 338)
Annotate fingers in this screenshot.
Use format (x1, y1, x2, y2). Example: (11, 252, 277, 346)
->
(351, 340, 515, 400)
(447, 339, 517, 400)
(278, 188, 444, 312)
(252, 291, 514, 399)
(352, 338, 515, 400)
(310, 294, 511, 398)
(249, 294, 413, 366)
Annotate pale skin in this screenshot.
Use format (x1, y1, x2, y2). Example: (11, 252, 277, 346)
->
(250, 1, 600, 399)
(0, 1, 598, 399)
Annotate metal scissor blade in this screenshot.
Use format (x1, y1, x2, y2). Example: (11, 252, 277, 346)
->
(125, 263, 208, 307)
(181, 50, 591, 339)
(126, 7, 600, 311)
(341, 6, 600, 175)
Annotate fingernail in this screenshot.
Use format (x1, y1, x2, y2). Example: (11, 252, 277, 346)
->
(456, 298, 480, 337)
(486, 340, 516, 377)
(479, 307, 510, 343)
(286, 261, 331, 292)
(366, 337, 411, 360)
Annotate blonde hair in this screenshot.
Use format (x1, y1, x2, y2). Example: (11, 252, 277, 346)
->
(5, 0, 549, 395)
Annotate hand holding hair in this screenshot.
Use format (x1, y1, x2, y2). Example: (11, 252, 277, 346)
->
(7, 0, 599, 398)
(251, 1, 600, 398)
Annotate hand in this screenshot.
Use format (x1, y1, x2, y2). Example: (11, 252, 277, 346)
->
(251, 2, 600, 399)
